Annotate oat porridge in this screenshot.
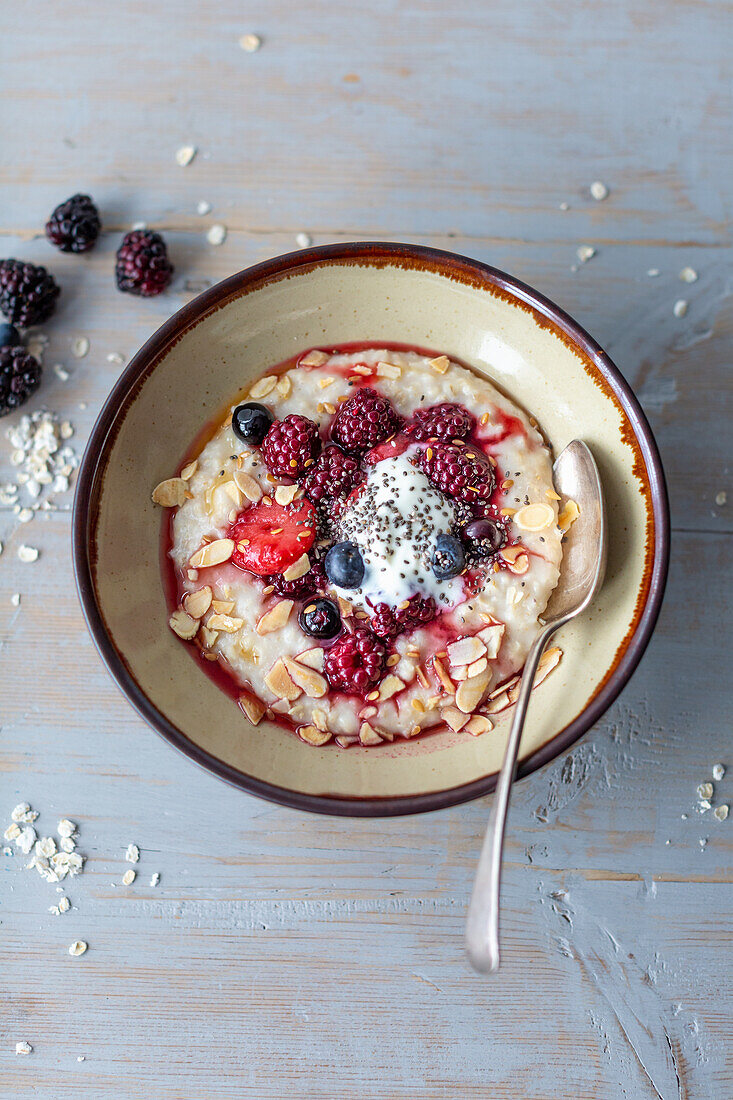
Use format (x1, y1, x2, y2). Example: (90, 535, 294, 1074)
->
(155, 345, 576, 749)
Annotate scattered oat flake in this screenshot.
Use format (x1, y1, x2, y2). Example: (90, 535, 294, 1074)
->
(18, 545, 39, 563)
(122, 868, 136, 886)
(72, 336, 89, 358)
(68, 940, 87, 956)
(712, 763, 725, 781)
(106, 352, 125, 365)
(697, 782, 714, 800)
(150, 872, 160, 887)
(699, 837, 707, 850)
(207, 224, 227, 246)
(577, 245, 596, 263)
(679, 266, 698, 283)
(175, 145, 197, 167)
(590, 180, 608, 201)
(673, 299, 688, 318)
(714, 491, 726, 507)
(54, 363, 70, 381)
(559, 201, 569, 211)
(15, 1041, 33, 1055)
(196, 200, 212, 216)
(11, 802, 38, 824)
(296, 232, 312, 248)
(58, 896, 70, 912)
(125, 843, 140, 863)
(239, 33, 261, 51)
(15, 826, 37, 854)
(647, 268, 660, 277)
(714, 805, 729, 822)
(57, 819, 76, 838)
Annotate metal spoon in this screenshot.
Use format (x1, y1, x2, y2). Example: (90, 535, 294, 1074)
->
(465, 440, 607, 974)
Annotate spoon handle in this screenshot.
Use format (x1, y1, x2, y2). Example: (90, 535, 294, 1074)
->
(465, 621, 557, 973)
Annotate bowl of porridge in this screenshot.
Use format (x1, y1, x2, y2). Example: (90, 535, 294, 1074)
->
(73, 243, 669, 815)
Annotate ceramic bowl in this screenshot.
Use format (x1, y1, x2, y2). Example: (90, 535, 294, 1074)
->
(73, 242, 669, 816)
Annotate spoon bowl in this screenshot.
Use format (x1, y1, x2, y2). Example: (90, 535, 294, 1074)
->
(465, 440, 607, 974)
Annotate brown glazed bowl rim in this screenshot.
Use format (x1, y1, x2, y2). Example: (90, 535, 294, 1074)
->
(72, 242, 670, 817)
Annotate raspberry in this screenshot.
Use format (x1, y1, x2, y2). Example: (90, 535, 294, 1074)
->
(115, 230, 173, 297)
(0, 346, 42, 417)
(0, 260, 60, 327)
(330, 387, 401, 452)
(45, 194, 101, 253)
(229, 498, 317, 576)
(323, 627, 388, 695)
(261, 414, 321, 478)
(418, 442, 495, 503)
(370, 594, 438, 638)
(301, 444, 363, 503)
(410, 402, 475, 443)
(264, 555, 326, 598)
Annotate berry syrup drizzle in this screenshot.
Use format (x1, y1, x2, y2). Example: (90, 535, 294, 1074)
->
(161, 341, 544, 742)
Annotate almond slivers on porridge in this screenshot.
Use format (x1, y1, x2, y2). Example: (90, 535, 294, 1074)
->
(156, 345, 576, 748)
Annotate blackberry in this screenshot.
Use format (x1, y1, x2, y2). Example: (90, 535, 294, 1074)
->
(0, 260, 61, 327)
(265, 557, 326, 599)
(323, 627, 387, 694)
(45, 194, 101, 253)
(418, 442, 495, 503)
(261, 414, 321, 478)
(301, 444, 363, 503)
(0, 346, 42, 417)
(370, 594, 438, 639)
(115, 230, 174, 297)
(410, 402, 475, 443)
(330, 387, 401, 453)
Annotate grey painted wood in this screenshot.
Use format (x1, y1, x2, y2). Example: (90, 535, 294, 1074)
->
(1, 2, 731, 1097)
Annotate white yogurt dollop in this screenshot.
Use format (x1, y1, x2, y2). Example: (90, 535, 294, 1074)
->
(335, 451, 463, 612)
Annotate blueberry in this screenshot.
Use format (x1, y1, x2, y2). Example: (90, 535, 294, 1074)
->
(461, 517, 506, 557)
(232, 402, 273, 446)
(431, 533, 465, 580)
(0, 323, 22, 349)
(299, 597, 342, 639)
(325, 541, 365, 588)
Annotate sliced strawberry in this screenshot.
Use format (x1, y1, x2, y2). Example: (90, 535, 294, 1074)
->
(363, 432, 411, 465)
(228, 498, 317, 576)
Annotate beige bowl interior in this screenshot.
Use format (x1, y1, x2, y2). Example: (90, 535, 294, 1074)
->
(89, 255, 654, 804)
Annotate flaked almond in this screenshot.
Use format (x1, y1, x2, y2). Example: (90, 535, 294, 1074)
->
(466, 715, 494, 737)
(296, 647, 325, 671)
(317, 376, 336, 388)
(452, 666, 470, 682)
(478, 623, 504, 659)
(311, 708, 328, 731)
(222, 480, 243, 507)
(238, 693, 266, 725)
(359, 722, 383, 746)
(415, 666, 429, 689)
(376, 360, 402, 379)
(299, 724, 332, 746)
(337, 596, 353, 618)
(270, 698, 292, 715)
(447, 635, 486, 667)
(233, 469, 263, 502)
(535, 646, 562, 683)
(187, 568, 199, 581)
(499, 544, 525, 565)
(282, 552, 311, 582)
(485, 690, 511, 714)
(302, 350, 329, 367)
(429, 355, 449, 374)
(199, 625, 219, 648)
(276, 374, 292, 398)
(425, 694, 442, 711)
(507, 552, 529, 575)
(211, 599, 235, 614)
(335, 735, 356, 748)
(248, 375, 277, 399)
(378, 674, 405, 700)
(431, 656, 455, 694)
(282, 656, 328, 698)
(558, 500, 580, 533)
(190, 538, 235, 569)
(152, 477, 188, 507)
(514, 502, 555, 531)
(206, 613, 243, 633)
(275, 483, 298, 506)
(546, 488, 561, 501)
(359, 705, 378, 720)
(489, 674, 519, 700)
(256, 599, 294, 635)
(351, 365, 372, 376)
(169, 609, 198, 639)
(180, 460, 198, 481)
(467, 656, 488, 678)
(183, 586, 213, 619)
(456, 668, 491, 713)
(442, 706, 470, 732)
(265, 659, 301, 701)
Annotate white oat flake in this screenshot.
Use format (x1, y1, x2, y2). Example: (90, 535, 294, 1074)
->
(576, 244, 596, 263)
(679, 266, 698, 283)
(15, 826, 37, 855)
(150, 872, 160, 887)
(714, 804, 729, 822)
(11, 802, 38, 824)
(15, 1041, 33, 1055)
(68, 940, 88, 957)
(125, 843, 140, 864)
(175, 145, 198, 167)
(673, 298, 688, 318)
(122, 868, 136, 886)
(196, 200, 212, 216)
(714, 491, 727, 507)
(589, 180, 608, 201)
(712, 763, 725, 781)
(57, 818, 76, 838)
(239, 33, 261, 52)
(11, 592, 21, 607)
(71, 337, 89, 359)
(18, 545, 39, 563)
(296, 232, 312, 248)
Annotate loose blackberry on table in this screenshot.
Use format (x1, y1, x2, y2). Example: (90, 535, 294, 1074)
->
(115, 230, 174, 297)
(45, 194, 101, 254)
(0, 346, 42, 417)
(0, 259, 61, 327)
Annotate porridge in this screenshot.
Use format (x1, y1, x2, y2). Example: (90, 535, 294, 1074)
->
(156, 345, 575, 749)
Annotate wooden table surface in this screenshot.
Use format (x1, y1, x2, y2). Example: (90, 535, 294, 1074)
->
(2, 3, 731, 1097)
